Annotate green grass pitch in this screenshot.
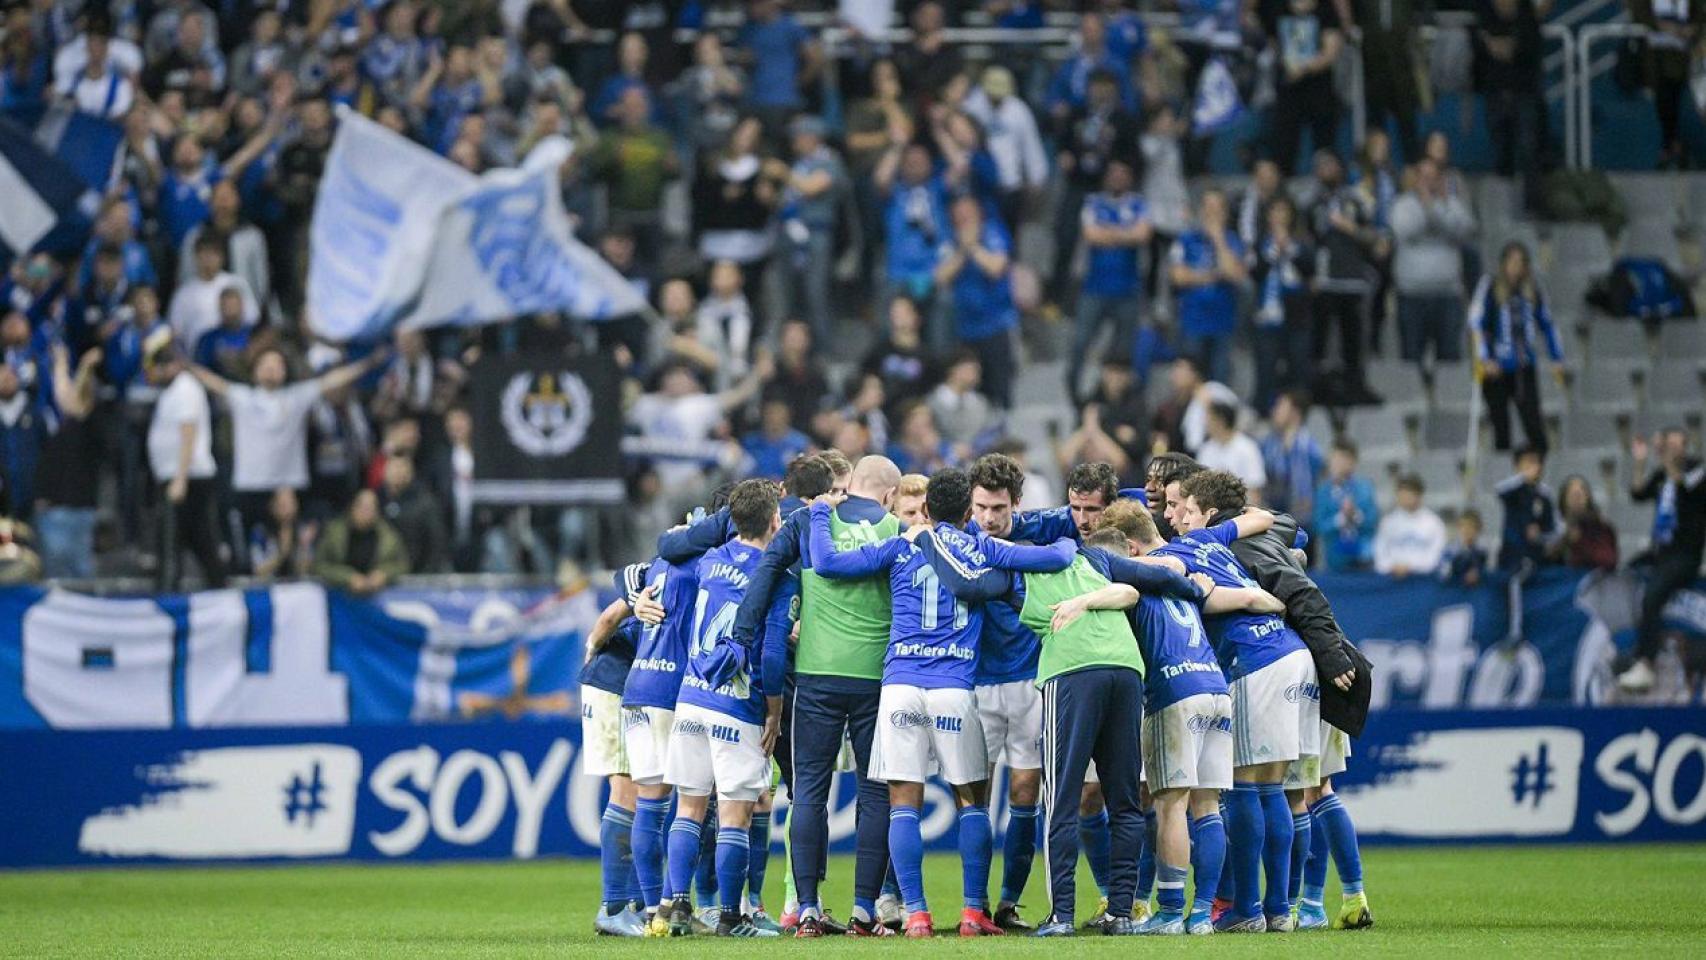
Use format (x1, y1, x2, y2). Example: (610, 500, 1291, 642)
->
(3, 845, 1704, 958)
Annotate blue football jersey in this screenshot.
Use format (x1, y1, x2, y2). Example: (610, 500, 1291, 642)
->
(1081, 549, 1226, 710)
(581, 616, 640, 696)
(812, 524, 985, 690)
(677, 541, 769, 724)
(810, 503, 1076, 690)
(620, 557, 702, 710)
(1153, 520, 1305, 681)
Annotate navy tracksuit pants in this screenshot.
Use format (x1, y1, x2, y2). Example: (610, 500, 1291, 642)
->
(1040, 666, 1144, 922)
(787, 674, 890, 909)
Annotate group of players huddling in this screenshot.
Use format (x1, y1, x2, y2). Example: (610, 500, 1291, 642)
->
(579, 448, 1375, 938)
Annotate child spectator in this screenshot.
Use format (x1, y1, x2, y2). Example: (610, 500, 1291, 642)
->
(1313, 438, 1379, 571)
(1495, 444, 1561, 571)
(1441, 508, 1490, 587)
(1374, 474, 1447, 577)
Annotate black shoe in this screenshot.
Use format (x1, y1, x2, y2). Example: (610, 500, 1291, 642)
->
(994, 904, 1033, 931)
(667, 898, 695, 937)
(793, 915, 824, 939)
(818, 911, 849, 936)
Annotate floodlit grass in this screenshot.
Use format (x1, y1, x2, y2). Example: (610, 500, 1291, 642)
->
(3, 845, 1705, 958)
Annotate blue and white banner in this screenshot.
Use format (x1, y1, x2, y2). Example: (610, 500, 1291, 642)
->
(1316, 567, 1705, 710)
(305, 112, 647, 343)
(0, 582, 600, 730)
(1336, 707, 1706, 845)
(0, 116, 97, 269)
(34, 105, 124, 193)
(1, 707, 1700, 867)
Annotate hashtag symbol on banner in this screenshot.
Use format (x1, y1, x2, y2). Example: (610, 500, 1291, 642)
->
(1508, 742, 1555, 808)
(282, 762, 328, 828)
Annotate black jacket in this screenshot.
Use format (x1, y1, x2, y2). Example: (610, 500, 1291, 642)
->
(1229, 512, 1373, 738)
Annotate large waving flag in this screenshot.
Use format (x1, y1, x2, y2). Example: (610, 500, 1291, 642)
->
(35, 106, 125, 192)
(306, 111, 647, 342)
(0, 117, 99, 270)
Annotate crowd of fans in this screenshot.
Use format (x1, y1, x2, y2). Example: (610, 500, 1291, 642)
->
(0, 0, 1698, 632)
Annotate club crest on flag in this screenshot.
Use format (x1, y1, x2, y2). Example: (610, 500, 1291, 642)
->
(499, 371, 593, 458)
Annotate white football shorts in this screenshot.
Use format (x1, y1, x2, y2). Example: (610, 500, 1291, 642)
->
(1142, 692, 1234, 792)
(870, 684, 987, 785)
(622, 704, 674, 786)
(976, 679, 1043, 770)
(1229, 649, 1321, 769)
(665, 703, 771, 802)
(580, 686, 629, 777)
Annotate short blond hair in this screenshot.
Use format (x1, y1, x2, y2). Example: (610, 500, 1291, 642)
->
(1100, 498, 1160, 545)
(897, 473, 929, 499)
(820, 449, 853, 479)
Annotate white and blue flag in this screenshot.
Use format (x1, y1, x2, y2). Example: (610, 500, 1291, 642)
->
(1191, 55, 1245, 137)
(35, 106, 125, 192)
(306, 111, 647, 342)
(0, 117, 99, 270)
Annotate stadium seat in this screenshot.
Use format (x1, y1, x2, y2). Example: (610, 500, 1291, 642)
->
(1621, 220, 1683, 264)
(1645, 360, 1706, 409)
(1612, 174, 1687, 228)
(1345, 405, 1415, 454)
(1571, 362, 1642, 413)
(1547, 448, 1621, 496)
(1550, 223, 1615, 277)
(1656, 320, 1706, 358)
(1578, 319, 1652, 367)
(1304, 405, 1339, 445)
(1474, 177, 1522, 234)
(1562, 408, 1629, 450)
(1428, 363, 1478, 413)
(1409, 449, 1468, 498)
(1422, 409, 1478, 451)
(1364, 359, 1427, 413)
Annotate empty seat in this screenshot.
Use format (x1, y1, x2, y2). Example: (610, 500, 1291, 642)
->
(1365, 359, 1427, 411)
(1563, 409, 1629, 449)
(1579, 320, 1652, 364)
(1551, 223, 1616, 276)
(1429, 363, 1478, 412)
(1304, 406, 1338, 444)
(1476, 177, 1523, 233)
(1423, 410, 1477, 450)
(1657, 320, 1706, 358)
(1547, 449, 1620, 490)
(1572, 363, 1642, 412)
(1344, 406, 1413, 459)
(1647, 359, 1706, 408)
(1621, 220, 1682, 264)
(1613, 174, 1687, 227)
(1408, 449, 1467, 497)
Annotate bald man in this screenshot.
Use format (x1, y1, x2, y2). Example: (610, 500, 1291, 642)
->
(661, 457, 903, 937)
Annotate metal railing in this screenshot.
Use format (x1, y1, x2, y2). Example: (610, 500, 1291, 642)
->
(1577, 22, 1650, 170)
(1423, 15, 1580, 169)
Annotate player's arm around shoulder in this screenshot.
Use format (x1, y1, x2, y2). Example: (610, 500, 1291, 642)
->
(917, 526, 1014, 603)
(980, 532, 1078, 572)
(805, 498, 894, 579)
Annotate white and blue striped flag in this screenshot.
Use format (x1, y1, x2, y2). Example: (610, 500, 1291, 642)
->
(306, 111, 648, 343)
(0, 117, 99, 270)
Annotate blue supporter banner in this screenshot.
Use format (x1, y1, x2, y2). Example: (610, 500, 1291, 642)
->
(1, 707, 1700, 867)
(0, 573, 1700, 867)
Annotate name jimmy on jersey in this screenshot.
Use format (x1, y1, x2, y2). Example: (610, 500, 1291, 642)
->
(701, 562, 752, 592)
